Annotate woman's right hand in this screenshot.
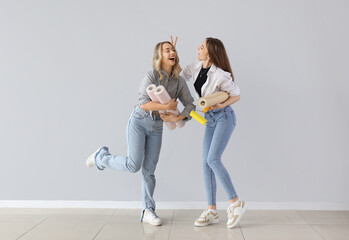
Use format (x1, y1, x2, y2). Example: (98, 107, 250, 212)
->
(166, 98, 178, 110)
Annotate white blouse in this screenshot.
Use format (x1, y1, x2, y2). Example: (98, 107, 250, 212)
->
(180, 61, 240, 100)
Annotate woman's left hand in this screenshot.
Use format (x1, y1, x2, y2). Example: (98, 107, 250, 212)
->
(170, 35, 178, 47)
(160, 112, 178, 122)
(209, 103, 225, 110)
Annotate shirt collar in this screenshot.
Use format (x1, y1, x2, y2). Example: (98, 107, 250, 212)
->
(160, 69, 175, 78)
(197, 61, 217, 74)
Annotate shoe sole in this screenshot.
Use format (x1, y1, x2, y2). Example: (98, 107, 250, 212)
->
(227, 204, 248, 229)
(86, 147, 103, 167)
(144, 221, 162, 226)
(194, 218, 219, 227)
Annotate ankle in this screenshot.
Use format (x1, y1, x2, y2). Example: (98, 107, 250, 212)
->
(230, 198, 240, 206)
(208, 209, 217, 214)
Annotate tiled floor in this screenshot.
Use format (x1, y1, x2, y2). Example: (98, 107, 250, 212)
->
(0, 208, 348, 240)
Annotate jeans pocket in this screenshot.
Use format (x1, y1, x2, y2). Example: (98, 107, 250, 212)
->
(132, 111, 147, 119)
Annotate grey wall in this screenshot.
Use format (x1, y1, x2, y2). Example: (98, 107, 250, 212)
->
(1, 0, 348, 204)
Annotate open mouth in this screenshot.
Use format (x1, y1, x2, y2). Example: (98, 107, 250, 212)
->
(169, 57, 175, 61)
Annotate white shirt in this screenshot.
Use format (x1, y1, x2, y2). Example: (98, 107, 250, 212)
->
(180, 61, 240, 101)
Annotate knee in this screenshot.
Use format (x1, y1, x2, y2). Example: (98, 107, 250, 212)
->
(207, 157, 220, 169)
(128, 163, 141, 173)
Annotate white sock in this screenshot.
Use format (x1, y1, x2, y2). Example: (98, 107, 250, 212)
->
(208, 209, 217, 214)
(231, 199, 240, 206)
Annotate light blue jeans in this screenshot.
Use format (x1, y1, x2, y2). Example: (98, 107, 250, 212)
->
(203, 106, 238, 206)
(94, 105, 163, 221)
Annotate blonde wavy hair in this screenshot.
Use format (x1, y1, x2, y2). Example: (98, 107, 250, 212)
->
(152, 41, 180, 80)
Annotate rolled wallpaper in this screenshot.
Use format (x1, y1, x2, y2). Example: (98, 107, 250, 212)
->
(146, 84, 176, 130)
(198, 91, 229, 109)
(154, 86, 185, 128)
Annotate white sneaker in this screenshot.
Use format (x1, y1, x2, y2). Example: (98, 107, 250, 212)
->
(142, 209, 162, 226)
(86, 147, 103, 167)
(227, 200, 247, 229)
(194, 210, 219, 227)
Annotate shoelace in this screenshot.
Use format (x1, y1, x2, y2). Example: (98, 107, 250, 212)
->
(199, 210, 211, 220)
(227, 203, 242, 218)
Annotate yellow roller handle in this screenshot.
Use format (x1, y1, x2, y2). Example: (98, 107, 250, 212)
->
(190, 110, 207, 125)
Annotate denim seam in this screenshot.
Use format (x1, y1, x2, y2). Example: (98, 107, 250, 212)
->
(210, 169, 215, 206)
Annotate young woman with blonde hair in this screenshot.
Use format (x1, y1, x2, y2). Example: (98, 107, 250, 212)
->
(86, 41, 195, 226)
(174, 37, 247, 229)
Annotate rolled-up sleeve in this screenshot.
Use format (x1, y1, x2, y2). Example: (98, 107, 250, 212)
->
(219, 72, 240, 96)
(138, 71, 155, 106)
(177, 77, 195, 121)
(179, 62, 196, 81)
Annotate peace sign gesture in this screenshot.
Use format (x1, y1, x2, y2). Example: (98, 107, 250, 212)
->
(170, 35, 178, 48)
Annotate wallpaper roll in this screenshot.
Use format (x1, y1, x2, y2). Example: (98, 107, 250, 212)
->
(154, 86, 185, 128)
(146, 84, 157, 102)
(198, 91, 229, 109)
(146, 84, 176, 130)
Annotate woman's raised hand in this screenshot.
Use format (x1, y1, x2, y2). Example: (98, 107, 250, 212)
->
(170, 36, 178, 48)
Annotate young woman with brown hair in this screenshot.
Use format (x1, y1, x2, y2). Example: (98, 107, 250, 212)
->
(176, 37, 247, 229)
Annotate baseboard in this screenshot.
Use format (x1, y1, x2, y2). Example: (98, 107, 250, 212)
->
(1, 201, 349, 210)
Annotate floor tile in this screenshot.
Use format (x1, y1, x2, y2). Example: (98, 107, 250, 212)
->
(0, 214, 48, 223)
(240, 224, 323, 240)
(312, 224, 349, 240)
(0, 208, 53, 239)
(239, 210, 307, 225)
(52, 208, 114, 215)
(0, 221, 44, 240)
(297, 211, 349, 224)
(95, 223, 171, 240)
(18, 222, 106, 240)
(41, 208, 115, 224)
(1, 208, 54, 215)
(172, 210, 204, 223)
(169, 223, 244, 240)
(109, 209, 173, 225)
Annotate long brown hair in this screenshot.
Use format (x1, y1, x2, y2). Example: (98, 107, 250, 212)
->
(152, 41, 180, 80)
(206, 37, 234, 81)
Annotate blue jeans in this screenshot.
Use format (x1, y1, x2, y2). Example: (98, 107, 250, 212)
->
(94, 105, 163, 220)
(203, 106, 238, 205)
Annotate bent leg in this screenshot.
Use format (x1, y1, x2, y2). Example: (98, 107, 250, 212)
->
(95, 117, 146, 173)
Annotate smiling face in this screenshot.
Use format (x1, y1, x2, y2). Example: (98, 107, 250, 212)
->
(197, 40, 210, 61)
(161, 42, 177, 68)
